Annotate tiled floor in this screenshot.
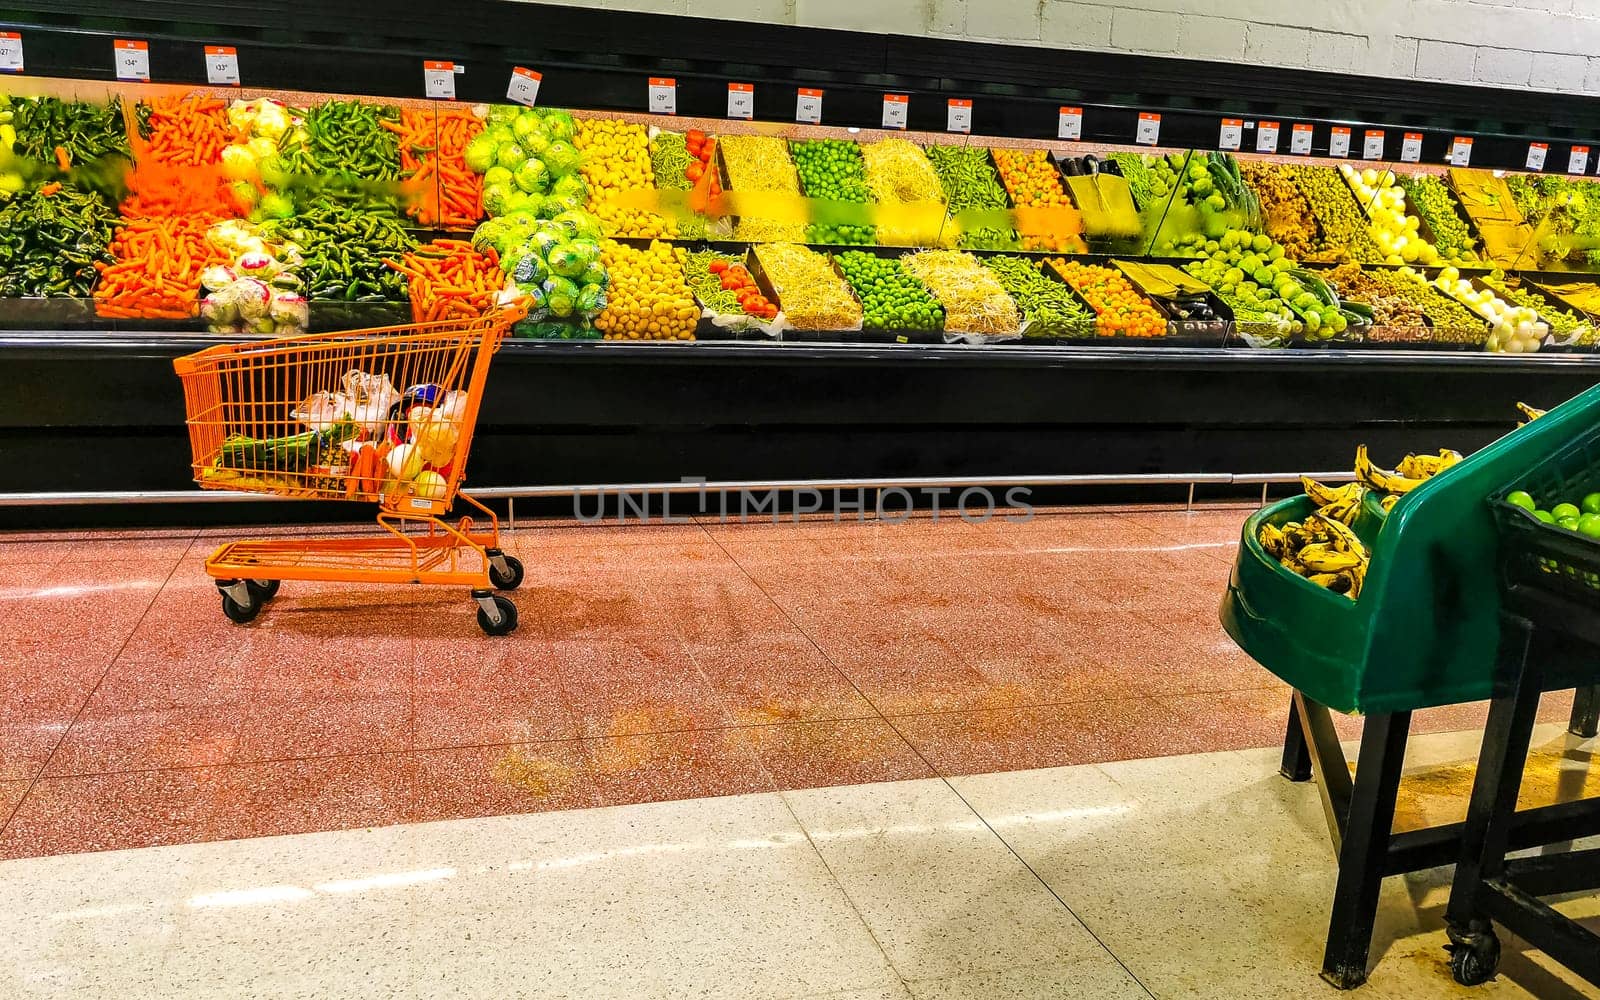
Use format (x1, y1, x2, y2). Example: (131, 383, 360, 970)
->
(2, 731, 1595, 999)
(0, 506, 1579, 859)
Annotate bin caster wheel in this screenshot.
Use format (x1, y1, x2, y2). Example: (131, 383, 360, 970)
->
(1447, 927, 1501, 987)
(247, 579, 280, 602)
(221, 590, 261, 625)
(487, 551, 524, 591)
(474, 593, 518, 636)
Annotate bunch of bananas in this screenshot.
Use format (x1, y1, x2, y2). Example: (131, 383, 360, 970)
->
(1517, 401, 1546, 425)
(1356, 445, 1463, 511)
(1259, 512, 1370, 599)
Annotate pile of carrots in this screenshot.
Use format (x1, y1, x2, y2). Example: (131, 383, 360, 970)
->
(386, 239, 503, 323)
(93, 215, 229, 319)
(119, 157, 234, 220)
(135, 94, 232, 168)
(388, 108, 483, 229)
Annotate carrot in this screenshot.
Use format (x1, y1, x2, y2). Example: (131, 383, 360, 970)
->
(398, 107, 484, 229)
(93, 214, 229, 321)
(38, 182, 62, 197)
(387, 239, 504, 324)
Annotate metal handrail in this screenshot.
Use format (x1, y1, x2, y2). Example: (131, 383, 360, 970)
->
(0, 471, 1342, 507)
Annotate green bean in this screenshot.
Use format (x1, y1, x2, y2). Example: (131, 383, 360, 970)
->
(685, 250, 743, 314)
(982, 254, 1093, 337)
(926, 145, 1015, 250)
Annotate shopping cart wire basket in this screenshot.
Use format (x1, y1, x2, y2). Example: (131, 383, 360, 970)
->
(173, 307, 526, 634)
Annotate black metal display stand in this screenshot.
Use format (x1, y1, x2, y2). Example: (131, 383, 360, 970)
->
(1279, 682, 1600, 989)
(1444, 604, 1600, 989)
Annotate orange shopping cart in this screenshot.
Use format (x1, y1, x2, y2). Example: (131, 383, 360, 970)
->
(173, 308, 525, 635)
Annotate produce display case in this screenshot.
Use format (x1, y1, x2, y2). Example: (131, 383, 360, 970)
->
(12, 1, 1600, 511)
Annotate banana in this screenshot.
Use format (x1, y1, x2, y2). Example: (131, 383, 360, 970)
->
(1397, 449, 1464, 479)
(1343, 568, 1364, 599)
(1355, 444, 1425, 494)
(1380, 493, 1398, 512)
(1309, 513, 1369, 559)
(1307, 572, 1344, 589)
(1517, 401, 1546, 423)
(1318, 494, 1362, 527)
(1303, 477, 1362, 508)
(1258, 523, 1286, 557)
(1297, 543, 1365, 573)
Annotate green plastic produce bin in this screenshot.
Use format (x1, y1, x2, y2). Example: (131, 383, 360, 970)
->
(1221, 381, 1600, 715)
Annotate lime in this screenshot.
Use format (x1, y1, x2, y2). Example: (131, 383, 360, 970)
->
(1559, 516, 1581, 531)
(1506, 490, 1536, 512)
(1535, 510, 1556, 524)
(1553, 502, 1581, 521)
(1580, 514, 1600, 538)
(1583, 492, 1600, 515)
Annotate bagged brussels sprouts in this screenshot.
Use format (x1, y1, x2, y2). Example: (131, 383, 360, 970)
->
(546, 243, 587, 279)
(543, 276, 579, 318)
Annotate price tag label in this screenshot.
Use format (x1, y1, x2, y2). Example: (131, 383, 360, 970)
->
(205, 45, 239, 86)
(1449, 136, 1473, 167)
(648, 77, 676, 115)
(0, 32, 22, 73)
(113, 39, 150, 82)
(882, 94, 909, 129)
(507, 67, 541, 107)
(1570, 145, 1589, 175)
(946, 98, 972, 134)
(726, 82, 753, 119)
(1362, 129, 1385, 160)
(1329, 126, 1351, 158)
(1057, 106, 1082, 140)
(1526, 142, 1548, 171)
(1136, 112, 1161, 146)
(1256, 121, 1280, 153)
(1400, 132, 1423, 163)
(1218, 118, 1242, 151)
(1290, 123, 1313, 155)
(423, 60, 456, 100)
(795, 87, 823, 124)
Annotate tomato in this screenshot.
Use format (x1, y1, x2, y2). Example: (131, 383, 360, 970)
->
(720, 274, 741, 290)
(708, 259, 728, 274)
(686, 161, 705, 182)
(687, 129, 706, 145)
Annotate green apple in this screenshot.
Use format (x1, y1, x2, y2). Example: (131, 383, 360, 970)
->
(1535, 510, 1556, 524)
(1583, 492, 1600, 515)
(1579, 514, 1600, 538)
(1507, 490, 1536, 512)
(1559, 516, 1581, 531)
(1553, 502, 1581, 521)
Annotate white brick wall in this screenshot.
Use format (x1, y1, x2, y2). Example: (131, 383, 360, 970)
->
(519, 0, 1600, 95)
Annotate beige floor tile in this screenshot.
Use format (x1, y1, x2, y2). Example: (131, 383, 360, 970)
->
(782, 779, 1117, 981)
(903, 955, 1153, 999)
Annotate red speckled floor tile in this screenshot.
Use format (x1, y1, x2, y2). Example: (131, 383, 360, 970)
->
(232, 693, 412, 762)
(210, 754, 412, 842)
(0, 718, 68, 783)
(0, 767, 227, 859)
(410, 740, 592, 822)
(412, 653, 573, 749)
(583, 728, 772, 806)
(734, 718, 933, 792)
(686, 635, 878, 725)
(45, 703, 243, 777)
(0, 779, 25, 824)
(556, 639, 735, 738)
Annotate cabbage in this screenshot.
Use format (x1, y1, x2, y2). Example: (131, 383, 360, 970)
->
(569, 238, 601, 271)
(471, 218, 508, 253)
(530, 229, 562, 257)
(483, 165, 513, 189)
(550, 174, 589, 205)
(543, 276, 578, 318)
(543, 140, 582, 177)
(579, 261, 609, 290)
(542, 111, 576, 142)
(513, 158, 550, 194)
(547, 243, 588, 279)
(577, 283, 607, 317)
(504, 191, 543, 218)
(482, 182, 513, 217)
(556, 206, 601, 240)
(550, 213, 581, 239)
(486, 105, 518, 128)
(518, 281, 550, 323)
(513, 253, 548, 285)
(495, 142, 527, 170)
(512, 112, 542, 145)
(506, 210, 539, 230)
(521, 132, 551, 160)
(464, 133, 499, 173)
(485, 125, 514, 146)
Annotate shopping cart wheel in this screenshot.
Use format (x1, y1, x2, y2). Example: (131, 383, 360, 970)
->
(247, 579, 280, 602)
(487, 550, 524, 592)
(473, 591, 519, 636)
(219, 588, 259, 620)
(1446, 926, 1500, 986)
